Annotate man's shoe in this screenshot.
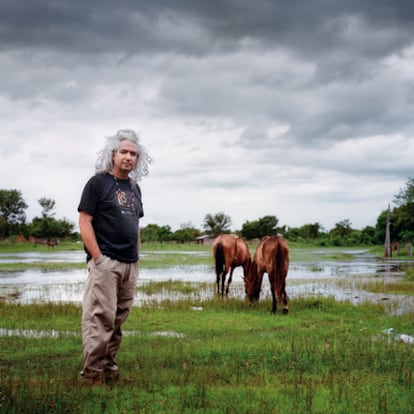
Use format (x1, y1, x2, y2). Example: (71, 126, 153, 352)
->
(104, 369, 120, 385)
(82, 376, 105, 386)
(81, 369, 105, 386)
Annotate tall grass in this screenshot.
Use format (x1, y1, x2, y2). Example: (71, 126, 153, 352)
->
(1, 293, 413, 413)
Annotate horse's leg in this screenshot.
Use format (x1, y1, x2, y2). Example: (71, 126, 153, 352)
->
(269, 276, 277, 314)
(221, 268, 229, 297)
(221, 267, 229, 297)
(216, 264, 225, 296)
(273, 277, 289, 315)
(225, 267, 235, 297)
(280, 280, 289, 314)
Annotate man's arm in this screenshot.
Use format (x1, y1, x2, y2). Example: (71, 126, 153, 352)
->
(79, 211, 102, 262)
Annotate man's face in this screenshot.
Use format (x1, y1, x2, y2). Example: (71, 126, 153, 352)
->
(112, 140, 138, 176)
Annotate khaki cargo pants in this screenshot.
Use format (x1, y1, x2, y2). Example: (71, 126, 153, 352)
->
(81, 254, 138, 381)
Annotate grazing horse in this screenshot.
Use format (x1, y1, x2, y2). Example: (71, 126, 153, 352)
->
(212, 234, 251, 297)
(244, 235, 289, 314)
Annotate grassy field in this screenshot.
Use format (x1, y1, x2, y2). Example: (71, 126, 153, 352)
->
(1, 241, 414, 412)
(1, 292, 414, 413)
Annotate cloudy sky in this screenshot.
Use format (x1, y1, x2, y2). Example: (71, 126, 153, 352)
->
(1, 1, 414, 233)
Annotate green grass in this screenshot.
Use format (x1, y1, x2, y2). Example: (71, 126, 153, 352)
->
(1, 294, 413, 413)
(140, 250, 211, 269)
(0, 262, 85, 271)
(1, 241, 414, 412)
(359, 266, 414, 296)
(361, 280, 414, 296)
(405, 267, 414, 282)
(137, 280, 210, 296)
(0, 240, 83, 253)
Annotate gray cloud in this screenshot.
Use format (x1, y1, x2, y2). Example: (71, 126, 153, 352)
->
(1, 0, 413, 230)
(2, 1, 414, 55)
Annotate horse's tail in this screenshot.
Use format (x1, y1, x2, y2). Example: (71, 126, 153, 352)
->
(275, 239, 289, 282)
(249, 258, 258, 280)
(215, 242, 225, 276)
(247, 257, 262, 301)
(245, 255, 252, 275)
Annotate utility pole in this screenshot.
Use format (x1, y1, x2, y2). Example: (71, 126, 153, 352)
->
(384, 204, 391, 258)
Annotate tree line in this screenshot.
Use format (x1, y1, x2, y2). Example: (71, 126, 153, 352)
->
(0, 191, 75, 241)
(1, 177, 414, 245)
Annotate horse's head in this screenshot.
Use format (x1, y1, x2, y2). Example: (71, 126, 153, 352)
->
(242, 257, 252, 278)
(243, 262, 261, 304)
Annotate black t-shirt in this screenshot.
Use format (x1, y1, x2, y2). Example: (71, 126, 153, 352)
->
(78, 173, 144, 263)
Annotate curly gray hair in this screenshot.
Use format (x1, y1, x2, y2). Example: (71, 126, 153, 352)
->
(95, 129, 151, 182)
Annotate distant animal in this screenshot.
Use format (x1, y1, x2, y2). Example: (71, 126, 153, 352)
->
(47, 239, 60, 248)
(212, 234, 251, 297)
(244, 235, 289, 314)
(33, 237, 47, 246)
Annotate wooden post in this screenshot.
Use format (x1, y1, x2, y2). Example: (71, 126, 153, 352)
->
(384, 205, 391, 258)
(407, 243, 412, 257)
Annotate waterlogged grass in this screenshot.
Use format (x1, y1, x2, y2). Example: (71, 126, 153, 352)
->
(140, 250, 211, 269)
(362, 280, 414, 295)
(0, 240, 83, 253)
(1, 294, 414, 413)
(289, 247, 370, 263)
(360, 266, 414, 296)
(0, 261, 85, 271)
(138, 280, 211, 296)
(405, 267, 414, 282)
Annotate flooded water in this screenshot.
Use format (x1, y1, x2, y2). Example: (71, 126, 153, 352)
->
(0, 249, 413, 315)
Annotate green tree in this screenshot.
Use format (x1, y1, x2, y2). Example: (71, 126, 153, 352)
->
(0, 189, 28, 237)
(203, 212, 232, 238)
(38, 197, 56, 218)
(241, 215, 279, 240)
(240, 220, 259, 240)
(375, 178, 414, 244)
(300, 222, 322, 239)
(394, 177, 414, 206)
(257, 215, 279, 237)
(29, 217, 75, 240)
(359, 225, 376, 245)
(0, 189, 28, 225)
(374, 210, 389, 244)
(173, 223, 201, 243)
(141, 224, 173, 242)
(329, 219, 353, 245)
(391, 178, 414, 242)
(285, 222, 324, 243)
(141, 224, 159, 242)
(29, 198, 74, 240)
(157, 225, 173, 242)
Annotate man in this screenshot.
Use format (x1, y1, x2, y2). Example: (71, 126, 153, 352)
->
(78, 129, 150, 385)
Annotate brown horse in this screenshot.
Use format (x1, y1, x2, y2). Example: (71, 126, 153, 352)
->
(244, 235, 289, 314)
(212, 234, 251, 297)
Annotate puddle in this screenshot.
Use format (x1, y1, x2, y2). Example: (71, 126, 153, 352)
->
(0, 328, 77, 338)
(0, 327, 185, 339)
(0, 251, 85, 263)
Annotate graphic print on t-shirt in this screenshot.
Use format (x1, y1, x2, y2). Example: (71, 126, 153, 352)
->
(115, 188, 136, 218)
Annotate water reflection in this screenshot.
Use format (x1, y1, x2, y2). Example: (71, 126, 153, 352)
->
(0, 250, 413, 315)
(0, 251, 85, 263)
